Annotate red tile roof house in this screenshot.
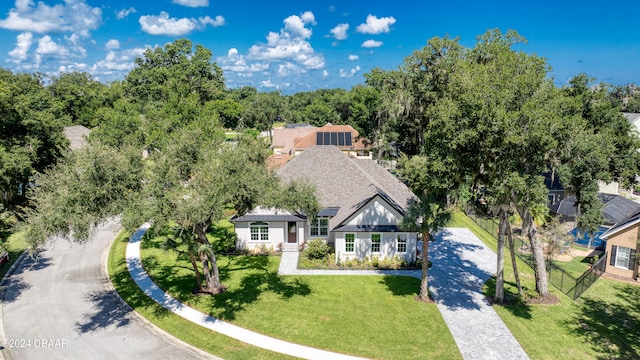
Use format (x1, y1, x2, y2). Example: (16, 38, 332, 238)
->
(601, 208, 640, 281)
(268, 123, 373, 169)
(231, 146, 418, 263)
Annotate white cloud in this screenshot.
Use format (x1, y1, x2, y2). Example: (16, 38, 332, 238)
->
(36, 35, 64, 55)
(348, 54, 359, 61)
(339, 65, 361, 78)
(8, 32, 33, 62)
(356, 14, 396, 34)
(116, 7, 136, 20)
(322, 69, 329, 78)
(261, 79, 278, 88)
(278, 62, 302, 77)
(247, 11, 324, 70)
(172, 0, 209, 7)
(361, 39, 383, 48)
(90, 47, 146, 76)
(330, 23, 349, 40)
(217, 47, 269, 73)
(199, 15, 225, 27)
(139, 11, 223, 36)
(105, 39, 120, 50)
(0, 0, 102, 34)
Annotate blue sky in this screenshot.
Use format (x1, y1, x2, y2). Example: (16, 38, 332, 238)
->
(1, 0, 639, 93)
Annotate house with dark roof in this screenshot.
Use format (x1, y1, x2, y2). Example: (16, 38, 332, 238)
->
(232, 146, 417, 263)
(601, 208, 640, 281)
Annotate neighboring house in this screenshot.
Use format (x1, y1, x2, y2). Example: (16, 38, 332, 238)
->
(623, 112, 640, 136)
(601, 208, 640, 281)
(268, 123, 372, 169)
(544, 172, 566, 205)
(232, 146, 418, 263)
(550, 193, 640, 227)
(63, 125, 91, 151)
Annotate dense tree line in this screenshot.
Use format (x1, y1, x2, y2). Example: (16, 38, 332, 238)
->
(1, 35, 638, 298)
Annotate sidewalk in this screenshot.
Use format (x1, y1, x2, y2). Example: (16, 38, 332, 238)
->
(126, 226, 529, 360)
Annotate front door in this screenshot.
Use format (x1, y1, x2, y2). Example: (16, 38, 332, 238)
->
(287, 222, 297, 243)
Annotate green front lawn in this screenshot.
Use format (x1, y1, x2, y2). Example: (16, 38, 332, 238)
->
(140, 233, 460, 359)
(109, 232, 295, 360)
(0, 231, 28, 279)
(450, 211, 640, 359)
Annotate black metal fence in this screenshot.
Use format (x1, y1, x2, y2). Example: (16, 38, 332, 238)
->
(465, 207, 605, 299)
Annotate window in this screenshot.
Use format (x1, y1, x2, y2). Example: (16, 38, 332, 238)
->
(397, 234, 407, 253)
(310, 217, 329, 237)
(615, 246, 632, 269)
(371, 234, 381, 253)
(250, 222, 269, 241)
(345, 234, 355, 253)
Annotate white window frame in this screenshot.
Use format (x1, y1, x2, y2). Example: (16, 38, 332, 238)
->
(250, 222, 269, 241)
(371, 233, 381, 253)
(345, 233, 355, 253)
(615, 246, 632, 269)
(397, 234, 407, 253)
(310, 217, 329, 237)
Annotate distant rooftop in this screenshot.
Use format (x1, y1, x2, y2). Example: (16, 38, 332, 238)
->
(63, 125, 91, 151)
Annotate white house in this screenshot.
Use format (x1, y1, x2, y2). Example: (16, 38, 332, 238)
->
(231, 146, 418, 263)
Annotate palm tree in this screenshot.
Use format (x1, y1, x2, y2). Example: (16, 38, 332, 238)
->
(401, 192, 450, 302)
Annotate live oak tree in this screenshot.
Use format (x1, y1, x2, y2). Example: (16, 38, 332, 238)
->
(23, 125, 319, 294)
(0, 69, 67, 211)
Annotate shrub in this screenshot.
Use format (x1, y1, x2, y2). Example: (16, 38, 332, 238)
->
(303, 239, 333, 260)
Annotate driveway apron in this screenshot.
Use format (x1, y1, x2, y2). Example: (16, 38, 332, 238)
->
(0, 220, 213, 360)
(429, 228, 529, 360)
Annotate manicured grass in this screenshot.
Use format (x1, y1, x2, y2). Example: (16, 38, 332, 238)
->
(141, 233, 461, 359)
(0, 231, 28, 279)
(554, 255, 592, 278)
(108, 231, 295, 360)
(449, 211, 640, 359)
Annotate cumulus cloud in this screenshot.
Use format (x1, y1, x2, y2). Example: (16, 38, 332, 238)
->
(116, 7, 136, 20)
(356, 14, 396, 34)
(339, 65, 361, 78)
(172, 0, 209, 7)
(199, 15, 225, 27)
(0, 0, 102, 34)
(90, 47, 146, 76)
(361, 39, 383, 48)
(322, 69, 329, 78)
(330, 23, 349, 40)
(105, 39, 120, 50)
(139, 11, 224, 36)
(247, 11, 324, 70)
(348, 54, 359, 61)
(8, 32, 33, 62)
(217, 47, 269, 74)
(36, 35, 67, 55)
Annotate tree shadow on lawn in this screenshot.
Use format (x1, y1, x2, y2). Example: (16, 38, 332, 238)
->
(142, 254, 202, 302)
(483, 277, 532, 319)
(112, 256, 172, 319)
(380, 275, 420, 297)
(566, 282, 640, 359)
(211, 256, 311, 321)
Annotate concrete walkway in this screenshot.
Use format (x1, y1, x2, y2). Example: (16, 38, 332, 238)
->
(127, 226, 529, 360)
(126, 224, 366, 360)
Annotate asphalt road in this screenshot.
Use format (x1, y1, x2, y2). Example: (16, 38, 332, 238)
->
(0, 219, 215, 360)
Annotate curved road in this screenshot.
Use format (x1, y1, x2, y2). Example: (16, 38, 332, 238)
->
(0, 220, 215, 360)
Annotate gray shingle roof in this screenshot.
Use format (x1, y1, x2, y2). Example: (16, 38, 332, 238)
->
(550, 193, 640, 225)
(63, 125, 91, 150)
(277, 146, 415, 231)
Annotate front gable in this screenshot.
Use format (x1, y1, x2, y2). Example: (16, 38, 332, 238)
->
(336, 194, 403, 231)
